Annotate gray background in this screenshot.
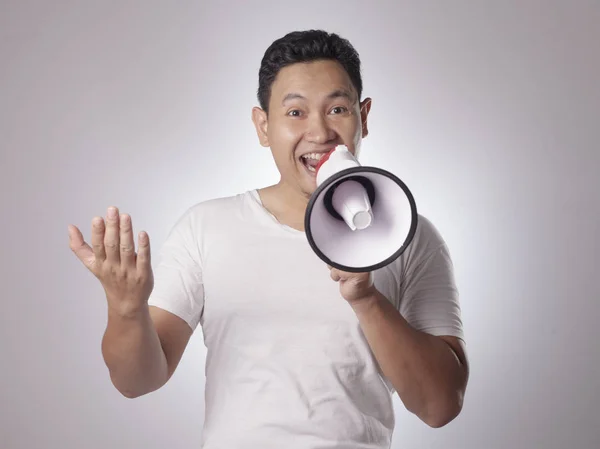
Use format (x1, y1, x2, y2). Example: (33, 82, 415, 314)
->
(1, 1, 599, 448)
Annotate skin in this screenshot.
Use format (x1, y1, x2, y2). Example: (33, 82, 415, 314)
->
(69, 58, 469, 428)
(68, 211, 192, 398)
(252, 59, 469, 427)
(252, 59, 371, 230)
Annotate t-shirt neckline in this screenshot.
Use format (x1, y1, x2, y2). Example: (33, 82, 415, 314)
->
(248, 189, 306, 237)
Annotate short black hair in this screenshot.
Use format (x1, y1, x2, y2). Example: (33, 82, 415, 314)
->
(257, 30, 362, 113)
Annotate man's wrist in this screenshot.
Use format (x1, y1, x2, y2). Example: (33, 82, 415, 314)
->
(107, 299, 149, 321)
(350, 289, 384, 316)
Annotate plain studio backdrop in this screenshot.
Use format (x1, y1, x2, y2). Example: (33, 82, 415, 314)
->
(1, 1, 599, 448)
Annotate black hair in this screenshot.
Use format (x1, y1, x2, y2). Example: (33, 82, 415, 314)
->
(257, 30, 362, 113)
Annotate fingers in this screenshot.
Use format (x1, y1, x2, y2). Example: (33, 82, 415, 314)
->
(90, 217, 106, 262)
(104, 206, 120, 264)
(72, 206, 147, 272)
(68, 224, 95, 270)
(119, 214, 136, 268)
(327, 264, 342, 281)
(136, 230, 151, 275)
(330, 268, 341, 282)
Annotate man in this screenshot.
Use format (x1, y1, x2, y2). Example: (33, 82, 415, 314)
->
(68, 30, 469, 449)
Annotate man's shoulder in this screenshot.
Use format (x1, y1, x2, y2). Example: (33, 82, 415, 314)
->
(169, 190, 258, 233)
(186, 190, 254, 216)
(413, 214, 445, 247)
(400, 213, 451, 267)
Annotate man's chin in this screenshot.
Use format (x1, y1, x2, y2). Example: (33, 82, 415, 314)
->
(304, 175, 319, 193)
(298, 180, 317, 201)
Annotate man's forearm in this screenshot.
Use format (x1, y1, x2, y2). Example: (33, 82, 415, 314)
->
(101, 303, 168, 398)
(352, 290, 467, 428)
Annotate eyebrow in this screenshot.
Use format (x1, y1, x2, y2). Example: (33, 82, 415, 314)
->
(281, 89, 355, 105)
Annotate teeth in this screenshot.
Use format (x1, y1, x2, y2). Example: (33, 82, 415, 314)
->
(301, 152, 326, 160)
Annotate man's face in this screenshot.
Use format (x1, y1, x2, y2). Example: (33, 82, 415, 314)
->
(252, 59, 372, 199)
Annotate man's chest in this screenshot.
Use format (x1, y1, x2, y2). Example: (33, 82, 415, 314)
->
(196, 230, 402, 388)
(201, 233, 355, 324)
(200, 229, 401, 314)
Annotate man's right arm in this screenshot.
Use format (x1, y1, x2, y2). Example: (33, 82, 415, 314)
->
(101, 304, 193, 398)
(68, 206, 196, 399)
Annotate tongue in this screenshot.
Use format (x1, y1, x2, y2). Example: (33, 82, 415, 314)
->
(304, 158, 320, 168)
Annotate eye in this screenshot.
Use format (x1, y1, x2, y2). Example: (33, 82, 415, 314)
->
(287, 109, 302, 117)
(330, 106, 348, 115)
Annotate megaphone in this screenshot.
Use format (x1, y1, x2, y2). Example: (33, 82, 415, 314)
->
(304, 145, 418, 272)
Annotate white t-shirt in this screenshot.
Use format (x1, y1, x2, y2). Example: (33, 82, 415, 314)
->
(147, 189, 464, 449)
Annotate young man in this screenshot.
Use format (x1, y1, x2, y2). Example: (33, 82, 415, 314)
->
(69, 30, 469, 449)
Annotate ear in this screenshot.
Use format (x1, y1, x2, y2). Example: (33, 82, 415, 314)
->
(252, 106, 270, 147)
(359, 97, 372, 138)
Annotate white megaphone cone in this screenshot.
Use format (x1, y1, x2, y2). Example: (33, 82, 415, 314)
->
(304, 145, 418, 272)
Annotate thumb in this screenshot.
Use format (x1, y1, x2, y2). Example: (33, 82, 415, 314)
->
(68, 225, 96, 271)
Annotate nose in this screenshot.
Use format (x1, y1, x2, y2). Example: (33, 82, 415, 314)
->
(306, 113, 336, 144)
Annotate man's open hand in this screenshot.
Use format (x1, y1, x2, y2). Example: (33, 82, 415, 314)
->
(68, 206, 154, 316)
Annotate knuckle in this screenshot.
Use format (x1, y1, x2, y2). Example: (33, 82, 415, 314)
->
(104, 264, 124, 279)
(136, 269, 152, 284)
(133, 275, 145, 286)
(120, 243, 134, 253)
(104, 241, 118, 250)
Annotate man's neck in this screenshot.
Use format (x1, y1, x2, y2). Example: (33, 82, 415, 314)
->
(257, 182, 310, 232)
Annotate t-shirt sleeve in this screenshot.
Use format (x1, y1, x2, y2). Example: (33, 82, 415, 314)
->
(147, 209, 205, 331)
(398, 219, 465, 341)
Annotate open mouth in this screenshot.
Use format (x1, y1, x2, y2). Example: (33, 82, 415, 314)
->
(300, 152, 329, 175)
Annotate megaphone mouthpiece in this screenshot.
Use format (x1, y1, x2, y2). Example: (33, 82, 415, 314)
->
(331, 179, 374, 231)
(315, 147, 336, 173)
(316, 146, 360, 186)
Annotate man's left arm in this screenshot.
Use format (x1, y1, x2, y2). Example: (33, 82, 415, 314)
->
(329, 258, 469, 428)
(351, 291, 469, 428)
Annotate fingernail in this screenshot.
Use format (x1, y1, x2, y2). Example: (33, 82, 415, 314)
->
(107, 207, 117, 219)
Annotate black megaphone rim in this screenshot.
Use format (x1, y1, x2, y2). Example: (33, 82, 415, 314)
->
(304, 165, 419, 273)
